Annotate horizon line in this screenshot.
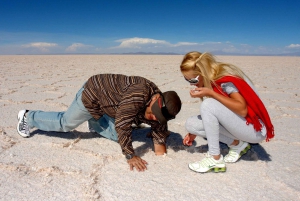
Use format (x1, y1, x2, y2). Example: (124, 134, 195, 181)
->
(1, 52, 299, 57)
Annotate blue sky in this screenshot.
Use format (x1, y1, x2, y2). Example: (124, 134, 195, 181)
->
(1, 0, 299, 55)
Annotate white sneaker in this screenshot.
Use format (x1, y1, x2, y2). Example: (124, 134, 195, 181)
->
(17, 110, 30, 137)
(224, 141, 251, 163)
(131, 123, 151, 129)
(87, 121, 96, 133)
(188, 153, 226, 173)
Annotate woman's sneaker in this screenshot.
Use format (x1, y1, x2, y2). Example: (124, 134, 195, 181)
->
(224, 141, 251, 163)
(17, 110, 30, 137)
(188, 153, 226, 173)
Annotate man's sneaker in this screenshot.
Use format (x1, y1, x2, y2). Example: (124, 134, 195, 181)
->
(224, 141, 251, 163)
(131, 123, 151, 129)
(87, 121, 96, 133)
(17, 110, 30, 137)
(188, 153, 226, 173)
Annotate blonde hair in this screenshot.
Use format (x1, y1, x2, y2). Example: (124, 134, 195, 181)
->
(180, 51, 251, 89)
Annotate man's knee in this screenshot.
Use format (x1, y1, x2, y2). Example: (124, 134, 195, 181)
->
(60, 119, 79, 132)
(61, 125, 73, 132)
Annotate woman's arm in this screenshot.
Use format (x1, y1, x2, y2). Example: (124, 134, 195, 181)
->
(190, 88, 248, 117)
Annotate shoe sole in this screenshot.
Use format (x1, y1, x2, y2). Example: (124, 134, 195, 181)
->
(17, 110, 30, 138)
(87, 122, 96, 133)
(188, 165, 226, 173)
(224, 144, 251, 163)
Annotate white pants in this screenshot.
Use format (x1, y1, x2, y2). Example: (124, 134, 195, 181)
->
(185, 98, 266, 155)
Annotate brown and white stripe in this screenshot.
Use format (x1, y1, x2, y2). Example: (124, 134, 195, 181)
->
(82, 74, 169, 155)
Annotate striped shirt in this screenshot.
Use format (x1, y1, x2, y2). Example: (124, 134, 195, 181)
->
(81, 74, 169, 155)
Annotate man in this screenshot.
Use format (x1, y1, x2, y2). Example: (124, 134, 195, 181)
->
(17, 74, 182, 171)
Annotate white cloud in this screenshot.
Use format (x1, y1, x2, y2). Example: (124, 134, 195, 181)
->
(114, 37, 169, 49)
(111, 37, 200, 51)
(286, 44, 300, 48)
(172, 42, 198, 47)
(22, 42, 58, 52)
(1, 35, 297, 55)
(65, 43, 93, 52)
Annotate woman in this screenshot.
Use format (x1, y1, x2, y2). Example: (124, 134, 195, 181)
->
(180, 51, 274, 173)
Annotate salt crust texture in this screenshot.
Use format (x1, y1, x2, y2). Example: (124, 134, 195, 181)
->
(0, 55, 300, 200)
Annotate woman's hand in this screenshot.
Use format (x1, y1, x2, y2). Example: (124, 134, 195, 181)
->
(183, 133, 197, 146)
(190, 87, 213, 98)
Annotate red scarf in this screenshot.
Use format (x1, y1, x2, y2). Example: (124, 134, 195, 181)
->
(212, 76, 274, 141)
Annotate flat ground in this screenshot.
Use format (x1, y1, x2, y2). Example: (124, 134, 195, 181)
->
(1, 55, 300, 200)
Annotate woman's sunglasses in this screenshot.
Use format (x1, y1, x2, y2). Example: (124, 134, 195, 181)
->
(184, 75, 199, 84)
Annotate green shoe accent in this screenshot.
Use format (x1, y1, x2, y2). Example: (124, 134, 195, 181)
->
(224, 141, 251, 163)
(240, 144, 251, 156)
(189, 153, 226, 173)
(212, 167, 226, 173)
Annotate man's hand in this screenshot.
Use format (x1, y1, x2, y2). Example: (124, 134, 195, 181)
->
(127, 156, 148, 171)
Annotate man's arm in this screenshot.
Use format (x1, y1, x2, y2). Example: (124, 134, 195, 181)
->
(151, 124, 170, 155)
(154, 143, 166, 155)
(115, 83, 151, 171)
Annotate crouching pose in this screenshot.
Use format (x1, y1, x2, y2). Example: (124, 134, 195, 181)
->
(180, 52, 274, 173)
(17, 74, 182, 172)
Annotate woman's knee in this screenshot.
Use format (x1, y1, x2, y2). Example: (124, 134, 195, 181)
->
(185, 115, 205, 136)
(185, 117, 195, 133)
(200, 98, 227, 117)
(201, 98, 218, 112)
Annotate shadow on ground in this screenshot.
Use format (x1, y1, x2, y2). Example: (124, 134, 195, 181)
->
(30, 127, 271, 162)
(30, 129, 101, 139)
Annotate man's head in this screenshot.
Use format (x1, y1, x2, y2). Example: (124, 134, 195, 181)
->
(150, 91, 182, 124)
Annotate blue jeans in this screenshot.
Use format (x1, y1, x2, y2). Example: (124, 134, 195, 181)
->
(26, 86, 118, 141)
